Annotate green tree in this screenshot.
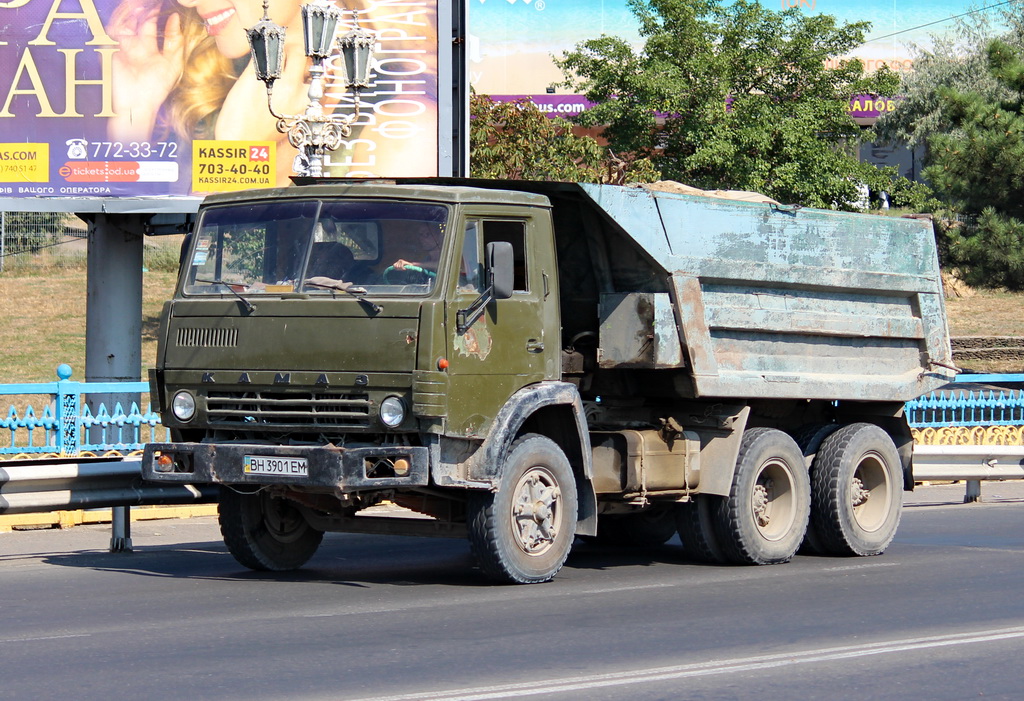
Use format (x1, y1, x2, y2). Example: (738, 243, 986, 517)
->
(925, 40, 1024, 289)
(469, 92, 660, 183)
(874, 1, 1024, 149)
(556, 0, 910, 209)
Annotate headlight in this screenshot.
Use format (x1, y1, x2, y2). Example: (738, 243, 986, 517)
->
(171, 391, 196, 422)
(379, 396, 406, 427)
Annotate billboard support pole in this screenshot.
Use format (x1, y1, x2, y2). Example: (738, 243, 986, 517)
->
(83, 212, 144, 448)
(83, 212, 145, 544)
(438, 0, 469, 177)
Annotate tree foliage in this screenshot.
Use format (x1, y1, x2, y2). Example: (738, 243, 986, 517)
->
(468, 93, 659, 183)
(925, 40, 1024, 289)
(874, 1, 1024, 148)
(555, 0, 911, 209)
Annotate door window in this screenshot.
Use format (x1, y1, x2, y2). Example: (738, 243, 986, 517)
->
(459, 220, 483, 294)
(482, 220, 528, 292)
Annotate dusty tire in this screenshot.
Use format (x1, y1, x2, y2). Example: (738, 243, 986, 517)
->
(594, 508, 677, 547)
(810, 423, 903, 557)
(674, 496, 729, 564)
(219, 488, 324, 571)
(792, 423, 840, 555)
(713, 428, 810, 565)
(468, 434, 578, 584)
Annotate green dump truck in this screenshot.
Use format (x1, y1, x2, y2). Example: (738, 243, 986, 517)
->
(142, 179, 954, 583)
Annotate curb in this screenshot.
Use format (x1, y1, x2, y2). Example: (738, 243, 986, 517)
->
(0, 504, 219, 533)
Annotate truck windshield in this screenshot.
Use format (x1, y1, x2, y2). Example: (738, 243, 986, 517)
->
(182, 199, 448, 296)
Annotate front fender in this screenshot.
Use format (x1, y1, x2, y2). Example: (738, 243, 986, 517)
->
(470, 381, 597, 536)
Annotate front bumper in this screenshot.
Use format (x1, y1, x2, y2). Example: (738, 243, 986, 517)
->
(141, 442, 429, 492)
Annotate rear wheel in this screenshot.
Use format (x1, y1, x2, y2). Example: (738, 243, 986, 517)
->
(810, 423, 903, 557)
(713, 428, 810, 565)
(468, 434, 578, 584)
(219, 488, 324, 571)
(792, 423, 840, 555)
(675, 496, 729, 564)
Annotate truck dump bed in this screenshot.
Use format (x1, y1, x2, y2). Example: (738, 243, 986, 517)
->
(574, 182, 954, 402)
(330, 177, 954, 403)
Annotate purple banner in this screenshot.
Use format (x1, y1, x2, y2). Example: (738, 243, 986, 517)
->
(849, 95, 903, 120)
(492, 93, 903, 121)
(489, 95, 596, 119)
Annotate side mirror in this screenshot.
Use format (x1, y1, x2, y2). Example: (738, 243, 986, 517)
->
(486, 241, 514, 300)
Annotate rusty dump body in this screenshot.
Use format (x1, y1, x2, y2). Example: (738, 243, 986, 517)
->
(524, 179, 954, 402)
(142, 177, 955, 580)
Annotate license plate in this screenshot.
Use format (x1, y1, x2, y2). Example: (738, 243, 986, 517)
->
(243, 454, 308, 477)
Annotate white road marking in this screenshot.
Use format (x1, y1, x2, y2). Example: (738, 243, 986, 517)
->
(345, 625, 1024, 701)
(0, 633, 91, 644)
(824, 561, 901, 572)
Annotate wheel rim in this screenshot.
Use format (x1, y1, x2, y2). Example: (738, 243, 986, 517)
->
(750, 458, 797, 542)
(850, 451, 891, 533)
(510, 466, 562, 556)
(261, 495, 309, 544)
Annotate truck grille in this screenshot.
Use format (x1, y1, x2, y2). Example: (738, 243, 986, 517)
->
(177, 327, 239, 348)
(206, 390, 371, 429)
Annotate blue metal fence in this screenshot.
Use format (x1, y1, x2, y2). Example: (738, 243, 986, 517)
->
(905, 390, 1024, 427)
(905, 374, 1024, 428)
(0, 364, 166, 456)
(3, 368, 1024, 453)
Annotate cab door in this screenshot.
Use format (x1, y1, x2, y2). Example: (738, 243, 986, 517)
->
(443, 208, 558, 439)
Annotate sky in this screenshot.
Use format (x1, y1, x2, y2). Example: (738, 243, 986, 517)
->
(469, 0, 1020, 93)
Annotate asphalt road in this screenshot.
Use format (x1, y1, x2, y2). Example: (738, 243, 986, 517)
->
(2, 482, 1023, 701)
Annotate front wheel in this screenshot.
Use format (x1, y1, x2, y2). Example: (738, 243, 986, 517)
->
(713, 428, 810, 565)
(809, 423, 903, 557)
(219, 488, 324, 571)
(468, 434, 578, 584)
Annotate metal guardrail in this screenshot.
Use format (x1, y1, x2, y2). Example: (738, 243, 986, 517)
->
(904, 375, 1024, 502)
(1, 368, 1022, 548)
(0, 365, 180, 551)
(911, 444, 1024, 503)
(0, 456, 217, 550)
(912, 445, 1024, 482)
(0, 458, 214, 515)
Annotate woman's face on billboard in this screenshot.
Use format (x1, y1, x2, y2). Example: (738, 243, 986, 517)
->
(176, 0, 303, 59)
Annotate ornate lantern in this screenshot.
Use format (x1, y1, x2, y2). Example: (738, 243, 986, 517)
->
(246, 0, 286, 86)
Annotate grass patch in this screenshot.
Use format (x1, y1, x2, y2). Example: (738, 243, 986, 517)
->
(943, 287, 1024, 373)
(0, 241, 181, 384)
(944, 288, 1024, 337)
(3, 243, 1024, 383)
(144, 241, 184, 272)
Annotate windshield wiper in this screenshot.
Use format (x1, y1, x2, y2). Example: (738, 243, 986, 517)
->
(305, 277, 382, 314)
(194, 278, 256, 314)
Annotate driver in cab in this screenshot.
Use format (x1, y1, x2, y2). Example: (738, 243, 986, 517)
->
(389, 221, 442, 278)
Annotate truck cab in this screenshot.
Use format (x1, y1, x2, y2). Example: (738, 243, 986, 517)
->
(145, 182, 584, 581)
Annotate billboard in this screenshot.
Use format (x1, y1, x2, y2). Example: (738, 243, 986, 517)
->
(0, 0, 442, 199)
(469, 0, 1008, 118)
(0, 0, 1005, 201)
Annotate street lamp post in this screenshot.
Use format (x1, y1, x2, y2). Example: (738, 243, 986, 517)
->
(246, 0, 376, 177)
